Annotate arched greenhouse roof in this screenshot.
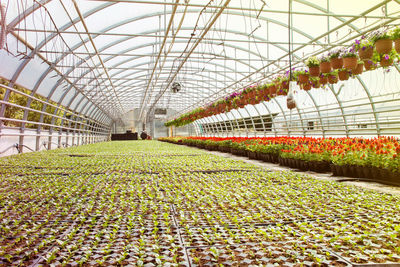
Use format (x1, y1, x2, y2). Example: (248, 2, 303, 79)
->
(0, 0, 400, 142)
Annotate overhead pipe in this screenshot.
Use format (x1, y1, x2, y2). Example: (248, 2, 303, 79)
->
(146, 0, 231, 119)
(138, 0, 180, 120)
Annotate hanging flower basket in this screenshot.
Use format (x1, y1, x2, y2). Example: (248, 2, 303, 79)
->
(328, 74, 338, 84)
(330, 57, 343, 69)
(308, 66, 320, 77)
(311, 79, 321, 89)
(395, 39, 400, 54)
(301, 82, 312, 91)
(298, 73, 309, 83)
(363, 59, 376, 71)
(319, 74, 328, 85)
(249, 98, 257, 105)
(338, 69, 350, 81)
(358, 47, 373, 60)
(380, 57, 393, 67)
(269, 84, 277, 95)
(287, 96, 296, 109)
(262, 87, 270, 97)
(281, 80, 289, 90)
(305, 56, 320, 77)
(343, 56, 358, 70)
(375, 39, 392, 54)
(352, 62, 364, 75)
(320, 61, 331, 73)
(277, 88, 288, 96)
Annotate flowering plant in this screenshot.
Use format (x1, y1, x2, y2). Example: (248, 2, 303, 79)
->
(305, 56, 320, 67)
(353, 37, 374, 51)
(378, 49, 399, 65)
(319, 54, 330, 62)
(342, 48, 357, 58)
(328, 48, 342, 59)
(370, 29, 391, 42)
(390, 26, 400, 40)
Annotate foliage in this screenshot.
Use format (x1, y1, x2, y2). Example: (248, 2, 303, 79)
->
(342, 48, 357, 58)
(370, 29, 391, 42)
(319, 54, 330, 62)
(2, 140, 400, 265)
(305, 56, 320, 67)
(391, 26, 400, 40)
(353, 37, 374, 51)
(328, 48, 342, 59)
(0, 78, 73, 130)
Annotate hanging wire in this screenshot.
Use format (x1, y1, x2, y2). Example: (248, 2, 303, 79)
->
(0, 1, 6, 50)
(288, 0, 292, 80)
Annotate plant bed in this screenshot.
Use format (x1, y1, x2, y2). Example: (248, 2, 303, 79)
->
(187, 241, 350, 266)
(247, 151, 258, 160)
(2, 140, 400, 266)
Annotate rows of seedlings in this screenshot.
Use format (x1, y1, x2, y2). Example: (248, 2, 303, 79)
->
(1, 140, 400, 266)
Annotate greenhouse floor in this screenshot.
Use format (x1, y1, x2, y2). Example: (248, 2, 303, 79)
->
(1, 141, 400, 266)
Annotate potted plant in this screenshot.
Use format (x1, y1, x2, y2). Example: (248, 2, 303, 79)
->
(391, 26, 400, 53)
(300, 81, 312, 91)
(268, 82, 277, 96)
(319, 55, 331, 73)
(305, 56, 320, 77)
(280, 76, 290, 90)
(354, 37, 374, 60)
(363, 54, 378, 71)
(379, 50, 397, 68)
(295, 68, 309, 84)
(342, 48, 358, 70)
(329, 48, 343, 69)
(371, 29, 392, 54)
(319, 73, 328, 85)
(338, 68, 350, 81)
(327, 70, 339, 84)
(309, 76, 320, 88)
(351, 60, 364, 75)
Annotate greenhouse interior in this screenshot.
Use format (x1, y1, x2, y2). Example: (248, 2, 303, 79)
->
(1, 0, 400, 266)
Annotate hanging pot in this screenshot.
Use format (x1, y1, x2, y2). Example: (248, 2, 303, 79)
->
(308, 66, 320, 77)
(395, 39, 400, 54)
(301, 82, 312, 91)
(320, 61, 331, 73)
(269, 85, 277, 95)
(380, 57, 393, 67)
(363, 59, 375, 71)
(311, 80, 321, 88)
(281, 80, 289, 90)
(319, 74, 328, 85)
(277, 88, 288, 96)
(352, 63, 364, 75)
(338, 69, 349, 81)
(358, 47, 373, 60)
(343, 56, 358, 70)
(375, 39, 393, 54)
(287, 97, 296, 109)
(286, 81, 296, 109)
(263, 87, 270, 97)
(298, 73, 309, 83)
(330, 57, 343, 69)
(328, 74, 338, 84)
